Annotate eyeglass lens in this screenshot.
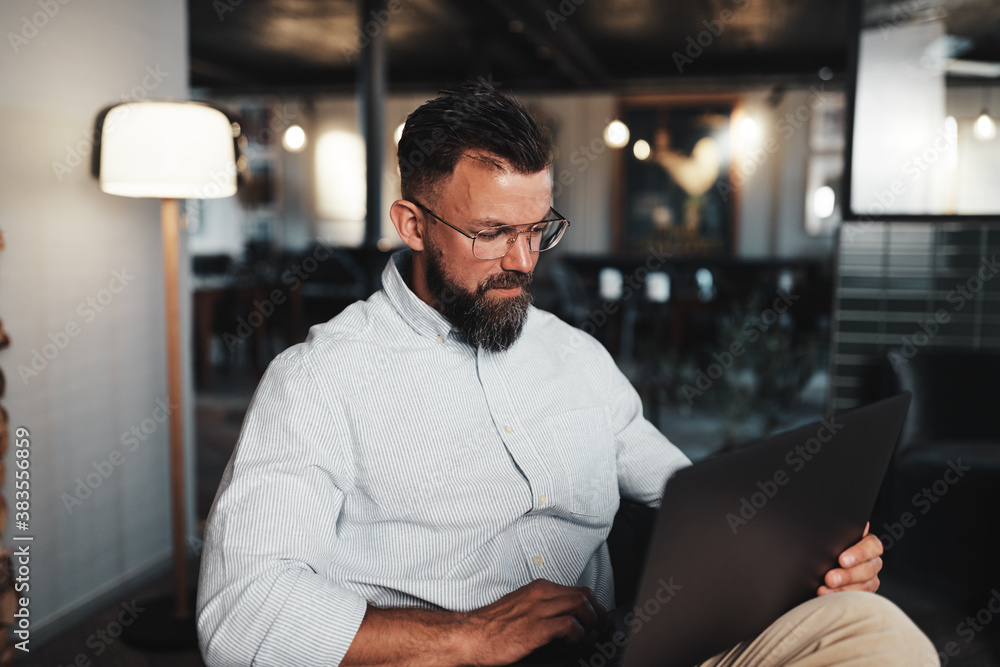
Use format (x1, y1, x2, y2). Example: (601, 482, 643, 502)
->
(473, 220, 566, 259)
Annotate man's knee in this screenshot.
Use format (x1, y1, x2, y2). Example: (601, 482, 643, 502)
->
(810, 592, 939, 665)
(821, 590, 911, 626)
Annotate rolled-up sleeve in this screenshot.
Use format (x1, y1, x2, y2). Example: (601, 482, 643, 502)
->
(197, 350, 367, 667)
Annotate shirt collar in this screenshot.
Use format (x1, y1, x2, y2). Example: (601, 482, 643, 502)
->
(382, 249, 457, 341)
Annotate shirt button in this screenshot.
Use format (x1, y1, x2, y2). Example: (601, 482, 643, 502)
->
(538, 494, 547, 506)
(435, 335, 444, 344)
(503, 425, 513, 434)
(533, 555, 544, 567)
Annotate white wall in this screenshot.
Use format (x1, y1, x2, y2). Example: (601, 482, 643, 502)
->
(0, 0, 193, 638)
(737, 87, 839, 259)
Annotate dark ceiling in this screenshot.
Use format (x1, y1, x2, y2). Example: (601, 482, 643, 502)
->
(189, 0, 1000, 92)
(188, 0, 855, 91)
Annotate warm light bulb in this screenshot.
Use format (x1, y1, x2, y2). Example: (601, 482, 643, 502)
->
(973, 113, 996, 141)
(633, 139, 651, 160)
(740, 117, 760, 141)
(282, 125, 307, 152)
(394, 122, 405, 145)
(603, 120, 630, 149)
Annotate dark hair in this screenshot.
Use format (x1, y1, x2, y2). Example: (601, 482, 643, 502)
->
(397, 79, 552, 205)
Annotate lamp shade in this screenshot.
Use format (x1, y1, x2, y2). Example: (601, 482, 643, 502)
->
(98, 101, 237, 199)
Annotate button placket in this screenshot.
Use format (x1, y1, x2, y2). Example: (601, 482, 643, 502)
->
(479, 351, 554, 523)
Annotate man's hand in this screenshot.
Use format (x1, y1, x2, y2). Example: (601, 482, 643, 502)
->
(818, 522, 883, 596)
(460, 579, 611, 666)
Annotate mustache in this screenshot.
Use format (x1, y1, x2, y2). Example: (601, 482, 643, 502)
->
(478, 271, 533, 294)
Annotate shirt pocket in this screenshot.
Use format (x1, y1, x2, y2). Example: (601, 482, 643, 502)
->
(546, 406, 619, 518)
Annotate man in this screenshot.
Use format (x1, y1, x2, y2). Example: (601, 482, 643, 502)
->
(197, 81, 937, 666)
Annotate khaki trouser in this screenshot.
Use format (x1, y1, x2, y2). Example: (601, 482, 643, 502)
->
(699, 591, 939, 666)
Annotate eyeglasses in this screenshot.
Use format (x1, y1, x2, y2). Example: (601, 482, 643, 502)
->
(411, 199, 570, 260)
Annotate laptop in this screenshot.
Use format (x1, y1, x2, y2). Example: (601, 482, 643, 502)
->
(517, 392, 912, 667)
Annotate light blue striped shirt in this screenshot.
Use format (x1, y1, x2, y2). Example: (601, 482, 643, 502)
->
(197, 251, 691, 666)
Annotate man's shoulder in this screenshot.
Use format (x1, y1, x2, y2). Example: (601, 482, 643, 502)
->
(275, 291, 397, 368)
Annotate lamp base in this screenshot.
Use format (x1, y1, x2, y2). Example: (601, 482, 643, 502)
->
(121, 593, 199, 652)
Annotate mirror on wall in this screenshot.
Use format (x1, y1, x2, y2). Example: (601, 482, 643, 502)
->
(848, 0, 1000, 217)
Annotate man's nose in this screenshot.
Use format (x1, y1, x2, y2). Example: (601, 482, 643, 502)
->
(500, 230, 536, 273)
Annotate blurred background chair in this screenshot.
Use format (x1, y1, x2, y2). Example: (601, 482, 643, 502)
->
(877, 349, 1000, 597)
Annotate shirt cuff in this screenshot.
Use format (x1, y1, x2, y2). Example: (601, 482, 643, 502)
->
(252, 573, 369, 667)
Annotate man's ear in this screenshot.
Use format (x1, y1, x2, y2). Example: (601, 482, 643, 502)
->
(390, 200, 425, 252)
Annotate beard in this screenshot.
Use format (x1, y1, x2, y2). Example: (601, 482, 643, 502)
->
(422, 243, 533, 353)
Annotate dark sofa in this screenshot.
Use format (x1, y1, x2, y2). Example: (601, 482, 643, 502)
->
(877, 349, 1000, 594)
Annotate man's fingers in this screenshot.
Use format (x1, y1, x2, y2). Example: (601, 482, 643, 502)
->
(550, 615, 587, 643)
(577, 586, 611, 630)
(839, 533, 883, 567)
(538, 591, 599, 630)
(818, 576, 880, 596)
(825, 557, 883, 589)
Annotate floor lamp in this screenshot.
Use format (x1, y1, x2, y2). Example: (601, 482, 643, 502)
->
(95, 101, 237, 648)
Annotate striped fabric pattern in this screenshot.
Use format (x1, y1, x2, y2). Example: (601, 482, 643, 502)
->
(196, 251, 691, 666)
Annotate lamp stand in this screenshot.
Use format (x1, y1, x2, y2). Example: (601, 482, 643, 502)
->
(122, 198, 198, 651)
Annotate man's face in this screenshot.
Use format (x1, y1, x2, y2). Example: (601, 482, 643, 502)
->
(416, 154, 553, 351)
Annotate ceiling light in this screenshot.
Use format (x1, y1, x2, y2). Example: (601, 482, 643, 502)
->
(603, 120, 629, 149)
(973, 87, 996, 142)
(633, 139, 651, 160)
(282, 125, 307, 152)
(974, 112, 996, 141)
